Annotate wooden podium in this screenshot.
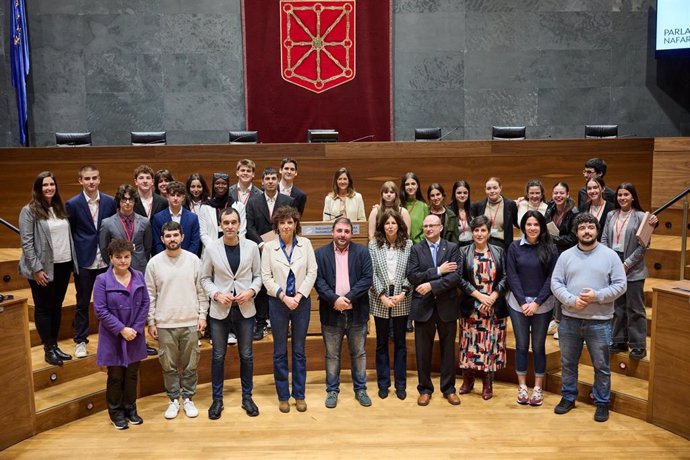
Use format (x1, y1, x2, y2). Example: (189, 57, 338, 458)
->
(0, 297, 35, 449)
(649, 280, 690, 440)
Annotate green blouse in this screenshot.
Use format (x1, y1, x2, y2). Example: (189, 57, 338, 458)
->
(405, 200, 429, 244)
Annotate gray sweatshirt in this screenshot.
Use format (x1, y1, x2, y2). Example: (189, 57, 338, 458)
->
(551, 242, 627, 320)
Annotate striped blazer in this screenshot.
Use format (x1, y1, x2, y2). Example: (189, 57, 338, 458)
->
(368, 239, 412, 318)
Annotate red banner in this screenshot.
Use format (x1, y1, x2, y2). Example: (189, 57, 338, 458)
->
(242, 0, 392, 143)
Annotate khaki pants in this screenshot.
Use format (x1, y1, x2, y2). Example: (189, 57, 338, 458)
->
(157, 326, 200, 400)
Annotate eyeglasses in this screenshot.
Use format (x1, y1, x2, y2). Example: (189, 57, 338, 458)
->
(120, 197, 135, 203)
(422, 224, 441, 229)
(213, 172, 230, 180)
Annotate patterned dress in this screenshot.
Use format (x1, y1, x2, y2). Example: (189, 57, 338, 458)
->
(458, 249, 507, 372)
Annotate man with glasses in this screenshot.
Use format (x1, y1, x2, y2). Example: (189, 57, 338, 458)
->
(577, 158, 616, 210)
(406, 214, 463, 407)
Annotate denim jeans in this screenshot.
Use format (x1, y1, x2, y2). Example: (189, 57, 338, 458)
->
(157, 326, 200, 400)
(208, 308, 255, 401)
(269, 296, 311, 401)
(558, 315, 612, 405)
(373, 315, 407, 391)
(321, 313, 368, 393)
(508, 308, 551, 377)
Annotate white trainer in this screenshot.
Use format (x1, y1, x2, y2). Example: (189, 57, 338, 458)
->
(547, 320, 558, 335)
(183, 398, 199, 418)
(227, 333, 237, 345)
(75, 342, 88, 358)
(164, 399, 180, 419)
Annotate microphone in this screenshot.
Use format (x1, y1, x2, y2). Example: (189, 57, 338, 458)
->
(323, 212, 343, 219)
(349, 134, 375, 143)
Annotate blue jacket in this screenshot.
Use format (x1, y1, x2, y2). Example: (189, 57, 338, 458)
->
(66, 192, 116, 268)
(151, 207, 201, 255)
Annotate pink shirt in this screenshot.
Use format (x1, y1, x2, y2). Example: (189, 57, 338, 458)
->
(334, 243, 350, 297)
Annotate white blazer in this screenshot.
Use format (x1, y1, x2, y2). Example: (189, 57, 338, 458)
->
(200, 236, 262, 319)
(261, 235, 318, 299)
(198, 203, 247, 254)
(323, 192, 366, 221)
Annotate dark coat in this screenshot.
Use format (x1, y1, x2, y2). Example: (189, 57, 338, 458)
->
(151, 207, 201, 255)
(279, 184, 307, 216)
(134, 194, 168, 220)
(65, 192, 117, 267)
(245, 193, 295, 245)
(544, 201, 579, 253)
(471, 196, 518, 252)
(458, 243, 508, 318)
(93, 267, 149, 367)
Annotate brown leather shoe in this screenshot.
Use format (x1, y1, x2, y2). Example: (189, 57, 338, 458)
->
(459, 370, 475, 395)
(417, 393, 431, 406)
(481, 372, 493, 401)
(278, 400, 290, 413)
(295, 399, 307, 412)
(444, 392, 461, 406)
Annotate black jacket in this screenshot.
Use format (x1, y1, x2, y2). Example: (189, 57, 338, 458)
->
(458, 243, 508, 319)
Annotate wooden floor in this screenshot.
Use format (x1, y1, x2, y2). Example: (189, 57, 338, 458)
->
(4, 372, 690, 459)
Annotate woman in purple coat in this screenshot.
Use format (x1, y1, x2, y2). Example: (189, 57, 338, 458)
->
(93, 239, 149, 430)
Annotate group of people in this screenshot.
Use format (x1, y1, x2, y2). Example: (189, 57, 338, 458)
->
(18, 156, 656, 430)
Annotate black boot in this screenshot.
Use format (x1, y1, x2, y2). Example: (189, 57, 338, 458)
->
(125, 405, 143, 425)
(44, 345, 63, 366)
(52, 344, 72, 361)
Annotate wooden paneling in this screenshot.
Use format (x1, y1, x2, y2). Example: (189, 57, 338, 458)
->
(0, 298, 35, 450)
(652, 139, 690, 209)
(649, 281, 690, 440)
(0, 138, 656, 246)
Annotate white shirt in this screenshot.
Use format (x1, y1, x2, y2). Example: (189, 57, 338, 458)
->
(47, 208, 71, 263)
(83, 191, 107, 269)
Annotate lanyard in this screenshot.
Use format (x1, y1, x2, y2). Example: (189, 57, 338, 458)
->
(589, 202, 605, 221)
(614, 211, 632, 246)
(119, 216, 134, 241)
(487, 200, 501, 229)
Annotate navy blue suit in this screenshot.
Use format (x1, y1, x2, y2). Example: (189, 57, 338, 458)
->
(279, 184, 307, 216)
(66, 192, 117, 344)
(151, 208, 201, 256)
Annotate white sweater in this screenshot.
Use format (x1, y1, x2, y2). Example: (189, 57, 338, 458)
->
(146, 250, 209, 328)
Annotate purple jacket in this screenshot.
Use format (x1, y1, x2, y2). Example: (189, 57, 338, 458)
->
(93, 267, 149, 367)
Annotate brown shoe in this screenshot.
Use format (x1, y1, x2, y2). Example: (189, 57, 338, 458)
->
(417, 393, 431, 406)
(295, 399, 307, 412)
(459, 370, 475, 395)
(278, 400, 290, 413)
(444, 392, 461, 406)
(481, 372, 493, 401)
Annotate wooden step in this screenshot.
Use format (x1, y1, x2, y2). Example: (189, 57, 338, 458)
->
(580, 337, 652, 380)
(28, 321, 40, 347)
(546, 363, 648, 421)
(34, 371, 108, 434)
(646, 235, 690, 280)
(31, 337, 102, 392)
(0, 248, 28, 291)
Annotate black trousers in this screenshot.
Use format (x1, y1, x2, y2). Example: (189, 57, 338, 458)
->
(106, 362, 140, 420)
(73, 266, 107, 343)
(29, 261, 73, 347)
(254, 286, 269, 329)
(414, 308, 457, 395)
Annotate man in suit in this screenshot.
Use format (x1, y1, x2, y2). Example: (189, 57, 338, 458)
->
(577, 158, 617, 210)
(278, 157, 307, 216)
(229, 159, 262, 206)
(407, 214, 463, 406)
(246, 167, 295, 340)
(66, 164, 117, 358)
(200, 207, 263, 419)
(151, 181, 201, 255)
(314, 217, 373, 409)
(133, 165, 168, 219)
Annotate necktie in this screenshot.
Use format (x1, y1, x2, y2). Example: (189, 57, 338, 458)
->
(431, 243, 438, 267)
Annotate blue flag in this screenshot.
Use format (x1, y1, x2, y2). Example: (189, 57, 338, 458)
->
(10, 0, 30, 146)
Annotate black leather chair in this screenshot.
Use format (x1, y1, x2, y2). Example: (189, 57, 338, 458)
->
(414, 127, 442, 141)
(307, 129, 338, 143)
(55, 132, 92, 147)
(131, 131, 167, 146)
(585, 125, 618, 139)
(492, 126, 526, 140)
(229, 131, 259, 144)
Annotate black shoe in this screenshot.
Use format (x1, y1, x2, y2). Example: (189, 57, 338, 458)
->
(125, 408, 143, 425)
(52, 345, 72, 361)
(146, 345, 158, 356)
(378, 388, 389, 399)
(554, 397, 575, 415)
(242, 398, 259, 417)
(44, 347, 63, 366)
(594, 404, 609, 422)
(396, 389, 407, 400)
(609, 344, 627, 353)
(253, 325, 267, 341)
(111, 417, 129, 430)
(208, 400, 224, 420)
(629, 348, 647, 360)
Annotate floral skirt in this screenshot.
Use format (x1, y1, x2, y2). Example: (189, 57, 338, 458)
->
(458, 310, 507, 372)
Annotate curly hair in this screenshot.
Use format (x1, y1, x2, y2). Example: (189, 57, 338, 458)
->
(272, 205, 302, 235)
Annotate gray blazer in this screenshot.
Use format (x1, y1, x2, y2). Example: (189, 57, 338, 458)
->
(200, 236, 262, 319)
(18, 205, 79, 281)
(368, 239, 412, 318)
(601, 209, 648, 282)
(99, 213, 152, 273)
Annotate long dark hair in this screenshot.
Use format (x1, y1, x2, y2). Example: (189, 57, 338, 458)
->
(29, 171, 67, 220)
(520, 210, 555, 272)
(615, 182, 644, 212)
(399, 172, 425, 204)
(552, 181, 576, 215)
(449, 180, 472, 218)
(154, 169, 174, 195)
(374, 208, 408, 249)
(185, 173, 210, 209)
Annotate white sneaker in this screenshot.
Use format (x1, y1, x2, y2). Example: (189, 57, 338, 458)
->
(164, 399, 180, 419)
(553, 330, 559, 340)
(75, 342, 88, 358)
(227, 333, 237, 345)
(547, 320, 558, 335)
(183, 398, 199, 418)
